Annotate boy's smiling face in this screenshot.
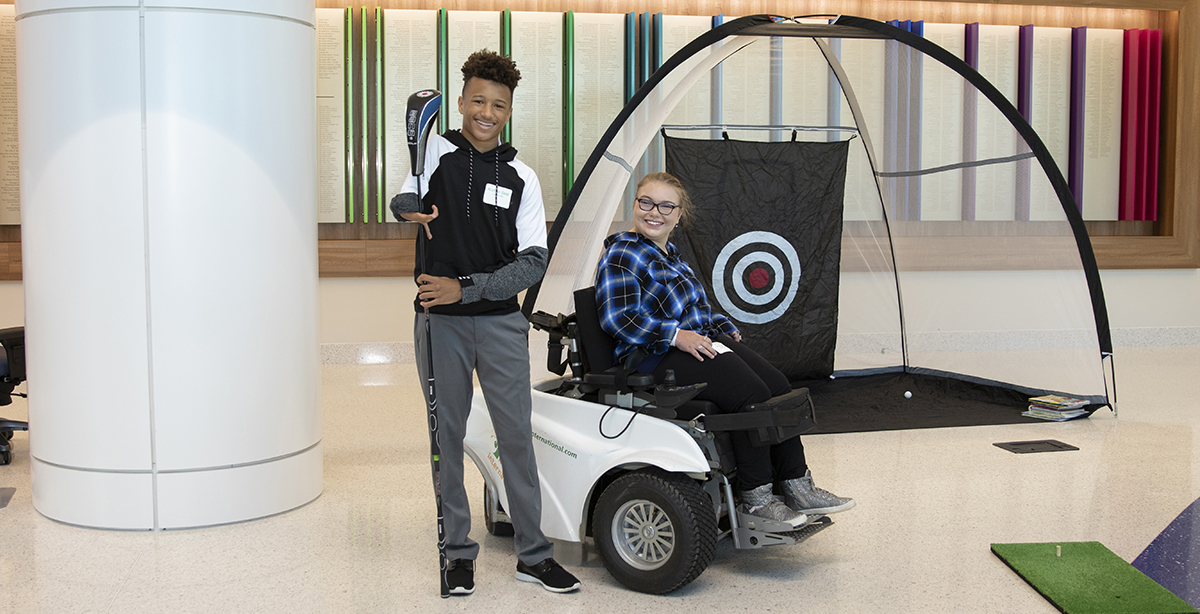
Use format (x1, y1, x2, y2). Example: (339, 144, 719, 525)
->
(458, 77, 512, 153)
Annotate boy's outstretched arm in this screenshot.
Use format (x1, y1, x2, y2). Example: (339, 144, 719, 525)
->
(457, 246, 548, 303)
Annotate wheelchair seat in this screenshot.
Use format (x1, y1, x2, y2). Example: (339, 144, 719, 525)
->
(1, 326, 29, 466)
(531, 287, 816, 441)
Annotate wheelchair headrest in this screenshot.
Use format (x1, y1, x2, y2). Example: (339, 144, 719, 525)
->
(572, 287, 616, 373)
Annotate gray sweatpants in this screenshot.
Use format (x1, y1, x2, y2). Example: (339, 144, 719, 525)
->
(413, 311, 553, 566)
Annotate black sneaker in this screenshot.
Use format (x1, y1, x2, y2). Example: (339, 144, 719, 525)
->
(515, 557, 580, 593)
(445, 558, 474, 596)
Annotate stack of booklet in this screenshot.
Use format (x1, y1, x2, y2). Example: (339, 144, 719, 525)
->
(1023, 395, 1090, 421)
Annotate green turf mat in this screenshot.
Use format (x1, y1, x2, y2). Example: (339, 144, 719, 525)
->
(992, 542, 1198, 614)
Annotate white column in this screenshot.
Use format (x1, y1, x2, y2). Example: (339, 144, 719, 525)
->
(16, 0, 321, 530)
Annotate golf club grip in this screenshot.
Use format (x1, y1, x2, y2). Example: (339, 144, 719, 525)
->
(406, 89, 442, 179)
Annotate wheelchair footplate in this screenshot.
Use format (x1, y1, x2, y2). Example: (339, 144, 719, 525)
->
(721, 511, 833, 549)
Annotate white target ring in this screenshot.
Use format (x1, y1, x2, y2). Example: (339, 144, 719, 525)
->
(711, 231, 801, 324)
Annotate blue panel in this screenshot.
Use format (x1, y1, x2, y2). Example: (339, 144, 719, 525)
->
(1134, 496, 1200, 609)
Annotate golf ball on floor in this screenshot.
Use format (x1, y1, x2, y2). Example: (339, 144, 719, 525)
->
(904, 391, 912, 398)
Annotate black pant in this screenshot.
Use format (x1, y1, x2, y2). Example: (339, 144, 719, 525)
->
(652, 336, 807, 490)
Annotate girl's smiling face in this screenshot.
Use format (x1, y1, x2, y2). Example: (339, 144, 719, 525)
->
(632, 180, 682, 250)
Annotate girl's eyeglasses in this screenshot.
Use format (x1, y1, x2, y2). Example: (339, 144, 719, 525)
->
(635, 197, 679, 216)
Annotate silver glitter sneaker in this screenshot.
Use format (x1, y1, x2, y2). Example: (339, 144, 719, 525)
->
(780, 469, 856, 515)
(737, 483, 808, 528)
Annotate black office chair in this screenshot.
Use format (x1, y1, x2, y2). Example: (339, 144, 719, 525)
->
(0, 327, 28, 466)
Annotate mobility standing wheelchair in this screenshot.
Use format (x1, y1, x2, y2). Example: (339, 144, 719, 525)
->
(0, 327, 28, 466)
(461, 288, 830, 594)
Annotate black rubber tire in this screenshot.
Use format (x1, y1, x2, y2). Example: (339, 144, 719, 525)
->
(0, 448, 10, 466)
(1, 430, 12, 441)
(483, 484, 515, 537)
(592, 468, 716, 594)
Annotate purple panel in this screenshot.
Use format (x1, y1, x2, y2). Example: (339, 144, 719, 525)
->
(1016, 25, 1034, 220)
(895, 21, 911, 220)
(1133, 496, 1200, 609)
(884, 28, 900, 221)
(909, 21, 923, 220)
(965, 22, 979, 69)
(1146, 28, 1162, 221)
(1018, 25, 1034, 120)
(962, 23, 979, 220)
(1069, 27, 1087, 211)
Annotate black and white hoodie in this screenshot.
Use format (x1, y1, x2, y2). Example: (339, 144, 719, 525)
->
(391, 130, 548, 317)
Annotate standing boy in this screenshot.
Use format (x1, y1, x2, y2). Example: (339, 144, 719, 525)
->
(390, 50, 580, 596)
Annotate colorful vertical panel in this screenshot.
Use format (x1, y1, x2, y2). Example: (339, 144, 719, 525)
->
(1021, 25, 1072, 221)
(625, 12, 636, 101)
(374, 7, 384, 222)
(920, 23, 965, 221)
(882, 20, 922, 220)
(1016, 24, 1033, 221)
(360, 8, 369, 222)
(835, 37, 887, 222)
(0, 4, 17, 225)
(962, 22, 979, 221)
(500, 10, 512, 145)
(710, 15, 723, 131)
(1069, 27, 1086, 210)
(906, 21, 924, 220)
(509, 11, 565, 217)
(659, 15, 713, 128)
(1145, 29, 1161, 221)
(721, 19, 770, 138)
(315, 8, 349, 223)
(973, 24, 1020, 221)
(780, 35, 830, 142)
(1080, 28, 1124, 221)
(380, 9, 438, 222)
(571, 13, 627, 183)
(445, 11, 501, 135)
(1118, 28, 1161, 221)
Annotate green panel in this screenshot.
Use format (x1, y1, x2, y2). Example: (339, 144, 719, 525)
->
(563, 11, 574, 197)
(361, 7, 368, 223)
(375, 7, 384, 222)
(500, 9, 512, 144)
(438, 8, 448, 134)
(344, 7, 354, 223)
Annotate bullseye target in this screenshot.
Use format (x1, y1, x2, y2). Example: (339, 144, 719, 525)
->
(711, 231, 801, 324)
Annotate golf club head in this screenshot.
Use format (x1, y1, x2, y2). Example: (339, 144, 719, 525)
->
(406, 89, 442, 177)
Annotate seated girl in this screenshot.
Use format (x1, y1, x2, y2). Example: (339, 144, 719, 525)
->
(595, 172, 855, 526)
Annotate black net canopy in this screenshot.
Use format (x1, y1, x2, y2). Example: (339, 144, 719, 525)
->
(524, 15, 1114, 428)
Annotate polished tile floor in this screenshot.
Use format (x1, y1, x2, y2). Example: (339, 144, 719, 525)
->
(1, 345, 1198, 613)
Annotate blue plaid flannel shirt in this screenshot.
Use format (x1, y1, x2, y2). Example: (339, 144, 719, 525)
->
(596, 231, 738, 366)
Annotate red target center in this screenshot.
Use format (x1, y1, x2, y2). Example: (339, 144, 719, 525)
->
(748, 267, 771, 289)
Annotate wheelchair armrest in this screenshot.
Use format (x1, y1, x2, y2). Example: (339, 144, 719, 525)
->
(529, 311, 573, 336)
(583, 368, 655, 390)
(652, 381, 707, 413)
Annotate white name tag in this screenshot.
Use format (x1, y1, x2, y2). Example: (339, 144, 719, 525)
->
(711, 341, 733, 355)
(483, 184, 513, 209)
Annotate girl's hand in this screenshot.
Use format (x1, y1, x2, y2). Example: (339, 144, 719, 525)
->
(675, 329, 718, 362)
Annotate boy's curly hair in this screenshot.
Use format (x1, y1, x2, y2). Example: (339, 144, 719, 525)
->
(461, 49, 521, 93)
